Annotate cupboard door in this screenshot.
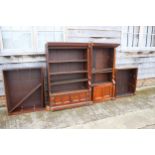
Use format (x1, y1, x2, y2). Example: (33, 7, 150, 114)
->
(93, 83, 113, 102)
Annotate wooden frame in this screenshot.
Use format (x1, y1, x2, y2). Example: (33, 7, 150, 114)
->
(46, 42, 92, 111)
(3, 67, 44, 115)
(115, 68, 138, 97)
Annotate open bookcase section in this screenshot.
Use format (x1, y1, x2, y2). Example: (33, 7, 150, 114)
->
(46, 42, 91, 109)
(51, 82, 88, 93)
(116, 68, 138, 97)
(50, 63, 87, 73)
(48, 49, 87, 62)
(92, 48, 114, 70)
(92, 73, 112, 85)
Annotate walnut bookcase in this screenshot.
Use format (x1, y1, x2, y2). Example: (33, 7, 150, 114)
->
(90, 43, 119, 102)
(46, 42, 92, 111)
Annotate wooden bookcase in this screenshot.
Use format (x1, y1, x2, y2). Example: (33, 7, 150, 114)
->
(46, 42, 92, 111)
(116, 68, 138, 97)
(90, 43, 119, 102)
(3, 68, 44, 115)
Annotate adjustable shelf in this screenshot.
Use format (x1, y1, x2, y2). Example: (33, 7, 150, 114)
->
(49, 59, 87, 63)
(50, 70, 88, 75)
(91, 81, 112, 87)
(51, 78, 88, 86)
(92, 68, 112, 74)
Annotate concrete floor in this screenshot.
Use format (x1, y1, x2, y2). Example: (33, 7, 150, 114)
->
(0, 87, 155, 129)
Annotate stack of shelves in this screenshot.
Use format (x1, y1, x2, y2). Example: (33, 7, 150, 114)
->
(91, 43, 119, 102)
(46, 42, 92, 111)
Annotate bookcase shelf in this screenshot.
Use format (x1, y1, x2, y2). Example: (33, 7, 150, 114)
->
(49, 59, 87, 63)
(92, 68, 112, 74)
(50, 70, 88, 75)
(51, 78, 88, 86)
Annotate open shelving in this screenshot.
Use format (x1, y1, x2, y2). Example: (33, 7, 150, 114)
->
(91, 43, 119, 102)
(46, 42, 91, 110)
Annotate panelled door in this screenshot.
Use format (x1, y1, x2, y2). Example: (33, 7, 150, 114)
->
(93, 83, 113, 102)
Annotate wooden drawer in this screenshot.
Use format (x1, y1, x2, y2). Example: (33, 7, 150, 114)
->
(50, 90, 90, 106)
(93, 83, 113, 102)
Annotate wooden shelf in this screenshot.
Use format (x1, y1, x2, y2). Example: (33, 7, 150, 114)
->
(92, 68, 112, 74)
(92, 82, 112, 87)
(51, 78, 88, 86)
(48, 59, 87, 63)
(50, 89, 89, 96)
(50, 70, 88, 75)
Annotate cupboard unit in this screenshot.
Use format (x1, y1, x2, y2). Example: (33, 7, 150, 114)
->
(91, 43, 119, 102)
(46, 42, 92, 111)
(116, 68, 138, 97)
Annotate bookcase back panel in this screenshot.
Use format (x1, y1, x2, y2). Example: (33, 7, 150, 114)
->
(50, 63, 87, 73)
(92, 48, 114, 70)
(51, 82, 88, 93)
(48, 49, 87, 61)
(51, 73, 87, 82)
(92, 73, 112, 84)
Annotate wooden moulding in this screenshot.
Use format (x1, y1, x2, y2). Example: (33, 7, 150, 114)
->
(115, 68, 138, 97)
(3, 67, 45, 115)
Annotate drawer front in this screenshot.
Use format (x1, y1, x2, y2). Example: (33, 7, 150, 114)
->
(93, 83, 113, 102)
(50, 91, 90, 106)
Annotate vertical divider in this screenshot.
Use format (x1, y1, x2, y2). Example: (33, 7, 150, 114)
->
(45, 43, 51, 106)
(87, 43, 92, 100)
(112, 48, 116, 98)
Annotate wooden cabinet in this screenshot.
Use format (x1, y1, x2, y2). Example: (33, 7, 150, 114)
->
(93, 83, 113, 102)
(91, 43, 119, 103)
(116, 68, 138, 97)
(46, 42, 92, 111)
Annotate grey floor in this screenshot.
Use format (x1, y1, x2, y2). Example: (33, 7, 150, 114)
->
(0, 87, 155, 129)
